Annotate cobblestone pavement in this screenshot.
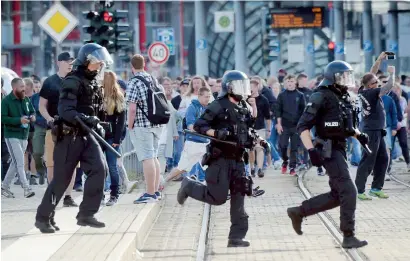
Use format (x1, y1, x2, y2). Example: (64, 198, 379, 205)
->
(206, 170, 350, 261)
(141, 182, 204, 261)
(304, 162, 410, 261)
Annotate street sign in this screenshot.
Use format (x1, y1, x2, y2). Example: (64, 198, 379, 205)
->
(363, 40, 373, 52)
(345, 39, 361, 64)
(157, 28, 175, 55)
(306, 43, 315, 54)
(148, 42, 170, 65)
(214, 11, 235, 33)
(196, 39, 207, 50)
(38, 2, 78, 43)
(335, 43, 345, 54)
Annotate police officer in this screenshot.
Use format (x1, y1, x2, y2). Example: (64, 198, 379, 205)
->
(287, 61, 369, 249)
(35, 43, 112, 233)
(177, 70, 270, 247)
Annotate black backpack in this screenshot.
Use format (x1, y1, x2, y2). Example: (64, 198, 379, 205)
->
(134, 75, 170, 125)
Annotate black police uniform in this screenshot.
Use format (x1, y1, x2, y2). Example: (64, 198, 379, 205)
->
(177, 96, 255, 247)
(287, 61, 368, 249)
(35, 66, 107, 232)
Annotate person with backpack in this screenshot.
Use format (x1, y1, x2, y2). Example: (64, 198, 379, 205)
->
(126, 54, 170, 204)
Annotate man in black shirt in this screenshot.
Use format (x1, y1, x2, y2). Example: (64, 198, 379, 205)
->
(355, 65, 395, 200)
(276, 75, 306, 176)
(248, 80, 271, 178)
(39, 52, 78, 207)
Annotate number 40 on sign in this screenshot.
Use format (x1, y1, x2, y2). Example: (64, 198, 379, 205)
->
(148, 42, 170, 65)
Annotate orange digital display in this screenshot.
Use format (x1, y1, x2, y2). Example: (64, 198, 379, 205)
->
(267, 7, 324, 29)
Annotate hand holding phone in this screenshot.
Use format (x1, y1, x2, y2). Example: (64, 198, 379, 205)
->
(385, 52, 396, 60)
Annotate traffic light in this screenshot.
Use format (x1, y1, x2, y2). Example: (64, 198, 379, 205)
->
(83, 3, 132, 54)
(328, 41, 335, 62)
(262, 30, 280, 66)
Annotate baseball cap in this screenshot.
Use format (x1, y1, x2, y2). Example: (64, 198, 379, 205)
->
(58, 52, 74, 62)
(180, 78, 190, 86)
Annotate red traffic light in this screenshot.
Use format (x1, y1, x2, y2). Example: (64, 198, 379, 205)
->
(328, 41, 335, 50)
(102, 11, 113, 22)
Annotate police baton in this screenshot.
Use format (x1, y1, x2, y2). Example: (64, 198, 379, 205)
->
(183, 129, 237, 146)
(74, 116, 122, 158)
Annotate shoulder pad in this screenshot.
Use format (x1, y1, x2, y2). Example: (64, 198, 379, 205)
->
(202, 100, 222, 121)
(59, 77, 81, 100)
(305, 92, 325, 114)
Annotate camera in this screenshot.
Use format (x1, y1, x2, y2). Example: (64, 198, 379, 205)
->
(385, 52, 396, 60)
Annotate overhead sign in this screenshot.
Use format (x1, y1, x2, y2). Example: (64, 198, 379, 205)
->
(38, 2, 78, 43)
(288, 37, 304, 63)
(148, 42, 170, 65)
(266, 7, 324, 29)
(196, 39, 207, 50)
(214, 11, 235, 33)
(156, 28, 175, 55)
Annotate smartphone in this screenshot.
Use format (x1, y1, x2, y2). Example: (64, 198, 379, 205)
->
(385, 52, 396, 60)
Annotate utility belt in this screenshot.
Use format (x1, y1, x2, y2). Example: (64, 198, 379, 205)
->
(201, 144, 244, 167)
(314, 138, 346, 159)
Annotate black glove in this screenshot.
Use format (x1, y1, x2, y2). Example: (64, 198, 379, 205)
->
(308, 148, 323, 167)
(215, 129, 230, 140)
(96, 124, 105, 138)
(381, 129, 387, 137)
(357, 133, 369, 145)
(260, 140, 271, 153)
(81, 115, 100, 128)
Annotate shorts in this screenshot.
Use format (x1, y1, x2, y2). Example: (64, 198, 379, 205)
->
(45, 130, 80, 168)
(384, 127, 392, 149)
(177, 140, 208, 172)
(130, 127, 162, 161)
(254, 129, 266, 149)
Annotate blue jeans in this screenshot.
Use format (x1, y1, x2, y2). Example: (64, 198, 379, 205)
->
(105, 139, 121, 197)
(349, 137, 362, 165)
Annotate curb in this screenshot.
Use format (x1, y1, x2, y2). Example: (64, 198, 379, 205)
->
(106, 198, 165, 261)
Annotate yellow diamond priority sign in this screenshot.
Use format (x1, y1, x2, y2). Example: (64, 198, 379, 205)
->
(38, 3, 78, 43)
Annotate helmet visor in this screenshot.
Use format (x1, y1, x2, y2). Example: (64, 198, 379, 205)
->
(335, 71, 355, 88)
(87, 47, 113, 66)
(229, 79, 251, 97)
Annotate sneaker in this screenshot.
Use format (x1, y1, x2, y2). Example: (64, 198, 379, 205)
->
(251, 169, 256, 177)
(63, 196, 78, 207)
(155, 191, 162, 200)
(24, 188, 35, 198)
(289, 168, 296, 176)
(273, 160, 282, 170)
(317, 167, 325, 176)
(1, 187, 15, 198)
(369, 189, 389, 199)
(257, 169, 264, 178)
(133, 193, 157, 204)
(357, 193, 372, 200)
(106, 196, 118, 206)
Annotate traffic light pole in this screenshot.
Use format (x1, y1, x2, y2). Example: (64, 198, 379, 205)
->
(303, 1, 315, 79)
(363, 2, 373, 73)
(334, 1, 345, 61)
(194, 1, 209, 76)
(269, 1, 281, 78)
(234, 1, 248, 74)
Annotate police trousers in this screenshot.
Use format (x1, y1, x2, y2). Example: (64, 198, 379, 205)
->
(36, 134, 107, 221)
(301, 148, 357, 233)
(355, 130, 388, 194)
(279, 127, 299, 168)
(186, 157, 249, 239)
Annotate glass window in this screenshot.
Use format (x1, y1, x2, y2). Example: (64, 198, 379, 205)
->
(150, 2, 171, 23)
(1, 1, 11, 21)
(183, 2, 194, 24)
(21, 1, 32, 21)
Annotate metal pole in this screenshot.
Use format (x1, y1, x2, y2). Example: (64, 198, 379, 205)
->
(373, 14, 382, 57)
(304, 1, 315, 78)
(32, 1, 44, 77)
(334, 1, 345, 61)
(269, 1, 281, 77)
(234, 1, 248, 74)
(194, 0, 209, 76)
(363, 1, 373, 72)
(388, 2, 399, 72)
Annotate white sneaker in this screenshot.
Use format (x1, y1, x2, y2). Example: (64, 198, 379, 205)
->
(24, 188, 35, 198)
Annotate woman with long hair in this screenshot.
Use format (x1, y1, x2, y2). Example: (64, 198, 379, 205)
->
(102, 71, 126, 206)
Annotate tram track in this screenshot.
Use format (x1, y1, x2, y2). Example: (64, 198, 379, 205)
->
(297, 169, 369, 261)
(390, 172, 410, 188)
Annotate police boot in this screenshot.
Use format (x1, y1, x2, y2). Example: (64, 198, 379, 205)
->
(35, 220, 55, 234)
(227, 238, 250, 247)
(287, 206, 304, 235)
(77, 216, 106, 228)
(177, 177, 193, 205)
(342, 232, 368, 249)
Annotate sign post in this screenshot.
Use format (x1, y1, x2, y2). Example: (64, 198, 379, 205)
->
(148, 42, 170, 65)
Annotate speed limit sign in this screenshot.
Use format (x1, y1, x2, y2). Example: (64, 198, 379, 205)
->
(148, 42, 170, 65)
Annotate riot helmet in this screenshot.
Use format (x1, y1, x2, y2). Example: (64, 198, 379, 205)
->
(219, 70, 251, 101)
(73, 43, 113, 81)
(319, 60, 355, 91)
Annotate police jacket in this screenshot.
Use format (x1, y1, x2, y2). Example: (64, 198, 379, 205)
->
(193, 96, 255, 155)
(58, 67, 104, 127)
(297, 86, 356, 141)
